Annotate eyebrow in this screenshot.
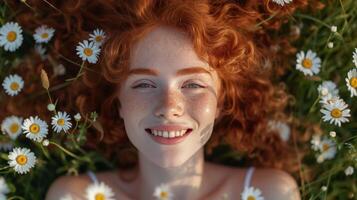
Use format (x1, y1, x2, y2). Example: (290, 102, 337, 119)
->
(128, 67, 213, 78)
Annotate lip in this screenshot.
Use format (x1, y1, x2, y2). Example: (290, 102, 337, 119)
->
(146, 128, 193, 145)
(147, 125, 191, 131)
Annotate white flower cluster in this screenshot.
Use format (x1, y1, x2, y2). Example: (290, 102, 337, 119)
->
(1, 111, 81, 174)
(76, 28, 106, 64)
(310, 135, 337, 163)
(0, 22, 55, 52)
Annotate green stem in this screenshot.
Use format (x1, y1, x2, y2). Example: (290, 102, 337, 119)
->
(39, 143, 51, 159)
(294, 13, 331, 29)
(0, 166, 10, 171)
(8, 196, 26, 200)
(308, 95, 321, 114)
(255, 12, 278, 28)
(41, 0, 63, 14)
(49, 141, 81, 160)
(65, 61, 85, 82)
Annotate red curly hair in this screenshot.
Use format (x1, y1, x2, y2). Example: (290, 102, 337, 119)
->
(3, 0, 311, 174)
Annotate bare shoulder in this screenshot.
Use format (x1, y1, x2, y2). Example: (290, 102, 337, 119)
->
(45, 173, 92, 200)
(252, 168, 301, 200)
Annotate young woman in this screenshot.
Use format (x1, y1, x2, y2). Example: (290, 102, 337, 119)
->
(9, 0, 301, 199)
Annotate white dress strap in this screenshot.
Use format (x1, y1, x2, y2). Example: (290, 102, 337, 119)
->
(243, 166, 255, 189)
(87, 170, 98, 184)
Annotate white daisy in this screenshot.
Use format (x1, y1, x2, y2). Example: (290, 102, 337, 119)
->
(89, 29, 106, 46)
(74, 113, 81, 121)
(321, 186, 327, 191)
(35, 44, 47, 60)
(21, 116, 49, 142)
(317, 81, 339, 98)
(241, 186, 264, 200)
(329, 131, 336, 138)
(153, 184, 174, 200)
(51, 111, 72, 133)
(271, 0, 293, 6)
(33, 25, 55, 43)
(2, 74, 24, 96)
(330, 25, 337, 33)
(353, 48, 357, 67)
(76, 40, 101, 64)
(327, 42, 333, 49)
(53, 64, 66, 76)
(311, 134, 321, 151)
(316, 137, 336, 163)
(0, 22, 23, 52)
(42, 139, 49, 146)
(267, 120, 290, 142)
(8, 147, 36, 174)
(319, 95, 341, 105)
(317, 81, 340, 104)
(0, 141, 13, 151)
(344, 166, 354, 176)
(1, 115, 23, 140)
(296, 50, 321, 76)
(345, 68, 357, 97)
(320, 98, 350, 127)
(0, 193, 6, 200)
(47, 103, 56, 111)
(85, 182, 115, 200)
(0, 177, 10, 194)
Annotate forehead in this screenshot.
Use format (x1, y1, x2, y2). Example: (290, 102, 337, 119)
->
(129, 25, 210, 71)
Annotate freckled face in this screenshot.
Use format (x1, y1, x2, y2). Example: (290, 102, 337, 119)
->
(117, 26, 221, 168)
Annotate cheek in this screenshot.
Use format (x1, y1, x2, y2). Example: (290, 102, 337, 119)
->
(186, 93, 218, 119)
(119, 92, 153, 121)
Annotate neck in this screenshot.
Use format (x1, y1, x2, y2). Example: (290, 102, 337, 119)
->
(138, 148, 205, 200)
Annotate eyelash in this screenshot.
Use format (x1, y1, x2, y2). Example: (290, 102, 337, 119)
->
(132, 82, 205, 89)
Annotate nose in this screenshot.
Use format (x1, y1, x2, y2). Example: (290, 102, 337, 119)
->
(154, 90, 184, 119)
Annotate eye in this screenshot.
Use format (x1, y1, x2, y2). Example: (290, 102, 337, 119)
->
(132, 83, 155, 89)
(183, 83, 205, 89)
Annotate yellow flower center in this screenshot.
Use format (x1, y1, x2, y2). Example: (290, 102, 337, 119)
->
(29, 123, 40, 134)
(160, 191, 169, 199)
(247, 196, 256, 200)
(84, 48, 93, 56)
(41, 32, 49, 39)
(95, 35, 103, 42)
(330, 108, 342, 118)
(57, 119, 65, 126)
(302, 58, 313, 69)
(10, 82, 19, 91)
(94, 193, 105, 200)
(16, 155, 28, 165)
(322, 143, 330, 152)
(7, 31, 17, 42)
(350, 77, 357, 88)
(10, 123, 19, 134)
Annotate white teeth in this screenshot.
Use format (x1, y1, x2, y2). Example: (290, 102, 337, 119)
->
(150, 129, 188, 138)
(180, 130, 185, 136)
(175, 131, 180, 137)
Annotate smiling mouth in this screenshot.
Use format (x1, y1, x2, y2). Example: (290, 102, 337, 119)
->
(145, 128, 193, 145)
(145, 129, 192, 138)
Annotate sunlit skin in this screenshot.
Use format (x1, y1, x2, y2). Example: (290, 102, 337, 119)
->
(117, 25, 221, 199)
